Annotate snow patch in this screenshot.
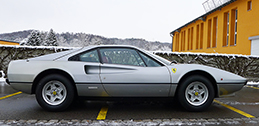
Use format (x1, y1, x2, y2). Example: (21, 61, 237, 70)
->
(0, 78, 5, 83)
(0, 77, 5, 81)
(0, 45, 78, 50)
(223, 101, 259, 105)
(247, 82, 259, 85)
(153, 51, 259, 59)
(0, 70, 5, 83)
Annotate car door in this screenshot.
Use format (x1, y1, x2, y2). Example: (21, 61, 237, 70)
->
(68, 49, 108, 96)
(99, 48, 171, 97)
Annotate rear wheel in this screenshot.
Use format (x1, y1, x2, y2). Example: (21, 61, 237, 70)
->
(36, 74, 75, 111)
(177, 75, 214, 111)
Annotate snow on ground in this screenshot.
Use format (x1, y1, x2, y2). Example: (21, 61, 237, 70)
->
(0, 70, 6, 85)
(0, 78, 6, 86)
(247, 81, 259, 86)
(0, 78, 5, 82)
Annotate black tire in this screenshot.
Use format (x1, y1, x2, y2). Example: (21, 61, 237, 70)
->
(36, 74, 75, 111)
(177, 75, 214, 112)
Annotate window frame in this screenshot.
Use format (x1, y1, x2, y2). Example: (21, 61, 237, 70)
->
(68, 47, 165, 67)
(247, 1, 252, 11)
(68, 48, 101, 63)
(138, 51, 163, 67)
(99, 47, 145, 67)
(234, 9, 238, 45)
(99, 47, 164, 67)
(223, 11, 230, 47)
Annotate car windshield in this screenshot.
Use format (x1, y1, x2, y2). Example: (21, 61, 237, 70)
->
(152, 53, 171, 65)
(140, 50, 171, 65)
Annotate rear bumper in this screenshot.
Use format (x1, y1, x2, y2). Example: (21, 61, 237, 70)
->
(8, 82, 32, 94)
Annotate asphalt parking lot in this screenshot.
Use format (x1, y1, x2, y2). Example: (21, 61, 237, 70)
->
(1, 81, 259, 125)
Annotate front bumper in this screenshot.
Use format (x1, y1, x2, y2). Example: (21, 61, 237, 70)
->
(217, 81, 247, 97)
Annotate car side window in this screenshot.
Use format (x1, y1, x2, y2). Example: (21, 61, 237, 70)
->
(139, 52, 161, 67)
(69, 49, 100, 63)
(100, 48, 145, 66)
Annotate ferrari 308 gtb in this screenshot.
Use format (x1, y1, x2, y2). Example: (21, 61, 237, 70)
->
(6, 45, 247, 111)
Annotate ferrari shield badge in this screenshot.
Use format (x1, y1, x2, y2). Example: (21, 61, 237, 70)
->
(172, 68, 177, 73)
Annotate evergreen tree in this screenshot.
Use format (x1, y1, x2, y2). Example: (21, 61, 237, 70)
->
(26, 30, 42, 46)
(44, 29, 58, 46)
(39, 31, 47, 45)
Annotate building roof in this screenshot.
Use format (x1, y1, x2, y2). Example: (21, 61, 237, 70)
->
(170, 0, 237, 36)
(0, 39, 20, 43)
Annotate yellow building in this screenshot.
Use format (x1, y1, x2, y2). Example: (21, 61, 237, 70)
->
(170, 0, 259, 55)
(0, 39, 20, 45)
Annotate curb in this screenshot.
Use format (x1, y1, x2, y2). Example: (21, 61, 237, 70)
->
(0, 118, 259, 126)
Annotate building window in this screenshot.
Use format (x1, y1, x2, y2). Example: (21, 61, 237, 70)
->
(207, 19, 212, 48)
(191, 27, 193, 50)
(234, 9, 238, 45)
(230, 9, 238, 46)
(207, 17, 217, 48)
(187, 27, 194, 50)
(196, 24, 199, 50)
(223, 12, 229, 47)
(200, 23, 204, 49)
(247, 1, 252, 11)
(212, 17, 218, 48)
(175, 33, 179, 51)
(188, 29, 190, 50)
(181, 31, 186, 51)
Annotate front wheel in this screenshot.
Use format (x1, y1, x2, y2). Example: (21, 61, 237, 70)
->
(177, 75, 214, 112)
(36, 74, 75, 111)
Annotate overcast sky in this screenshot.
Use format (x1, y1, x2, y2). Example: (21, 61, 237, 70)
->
(0, 0, 206, 43)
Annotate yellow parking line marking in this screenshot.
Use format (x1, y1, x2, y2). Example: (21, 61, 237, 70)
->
(0, 91, 22, 100)
(247, 86, 259, 90)
(214, 100, 255, 118)
(96, 106, 109, 120)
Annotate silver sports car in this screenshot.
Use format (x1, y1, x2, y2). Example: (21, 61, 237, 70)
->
(6, 45, 247, 111)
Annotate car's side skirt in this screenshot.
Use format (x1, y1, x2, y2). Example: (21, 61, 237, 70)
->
(76, 83, 109, 96)
(76, 82, 178, 97)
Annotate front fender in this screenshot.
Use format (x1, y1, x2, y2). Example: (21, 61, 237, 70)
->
(168, 64, 246, 84)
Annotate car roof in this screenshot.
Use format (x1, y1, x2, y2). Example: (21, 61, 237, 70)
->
(82, 45, 139, 49)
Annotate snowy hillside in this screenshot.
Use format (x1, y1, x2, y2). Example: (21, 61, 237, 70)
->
(0, 30, 172, 51)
